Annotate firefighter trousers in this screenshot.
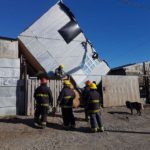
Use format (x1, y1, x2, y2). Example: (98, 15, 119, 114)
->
(34, 105, 48, 125)
(61, 108, 75, 127)
(89, 112, 103, 129)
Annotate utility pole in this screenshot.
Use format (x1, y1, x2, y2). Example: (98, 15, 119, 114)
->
(143, 62, 150, 103)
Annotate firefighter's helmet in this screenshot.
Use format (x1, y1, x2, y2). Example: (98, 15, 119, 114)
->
(90, 83, 97, 89)
(59, 64, 64, 69)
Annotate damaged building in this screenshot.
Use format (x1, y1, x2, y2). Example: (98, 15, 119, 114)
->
(18, 1, 110, 88)
(0, 1, 110, 116)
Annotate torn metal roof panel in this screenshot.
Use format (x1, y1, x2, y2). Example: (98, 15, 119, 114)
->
(18, 1, 110, 87)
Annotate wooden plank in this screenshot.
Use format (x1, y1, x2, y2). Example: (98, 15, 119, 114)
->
(27, 79, 31, 116)
(31, 80, 35, 116)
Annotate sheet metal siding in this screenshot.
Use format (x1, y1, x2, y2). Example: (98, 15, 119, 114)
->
(102, 76, 141, 107)
(0, 107, 16, 116)
(0, 78, 20, 86)
(0, 58, 20, 68)
(0, 39, 18, 58)
(19, 3, 110, 87)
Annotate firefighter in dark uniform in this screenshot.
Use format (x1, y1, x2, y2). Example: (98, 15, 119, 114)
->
(87, 83, 104, 132)
(57, 80, 76, 129)
(82, 80, 91, 121)
(34, 76, 53, 128)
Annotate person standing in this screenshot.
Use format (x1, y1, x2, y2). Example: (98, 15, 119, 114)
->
(82, 80, 91, 121)
(34, 75, 53, 128)
(57, 80, 76, 130)
(87, 83, 104, 132)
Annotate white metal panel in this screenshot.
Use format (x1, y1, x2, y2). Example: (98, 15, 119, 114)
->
(0, 97, 16, 107)
(0, 78, 22, 86)
(0, 107, 16, 116)
(0, 68, 20, 77)
(0, 87, 17, 97)
(0, 58, 20, 68)
(0, 39, 18, 59)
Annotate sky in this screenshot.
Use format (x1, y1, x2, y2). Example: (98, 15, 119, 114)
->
(0, 0, 150, 68)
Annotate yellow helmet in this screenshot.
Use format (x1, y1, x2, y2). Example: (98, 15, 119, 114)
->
(59, 64, 64, 69)
(90, 83, 97, 89)
(64, 80, 71, 85)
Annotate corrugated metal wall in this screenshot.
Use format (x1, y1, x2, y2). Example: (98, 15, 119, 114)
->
(0, 39, 23, 116)
(102, 76, 141, 107)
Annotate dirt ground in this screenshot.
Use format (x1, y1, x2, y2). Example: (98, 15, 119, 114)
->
(0, 106, 150, 150)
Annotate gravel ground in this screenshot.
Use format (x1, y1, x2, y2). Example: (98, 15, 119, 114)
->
(0, 107, 149, 150)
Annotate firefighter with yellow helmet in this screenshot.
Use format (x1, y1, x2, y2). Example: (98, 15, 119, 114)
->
(86, 83, 104, 132)
(57, 80, 76, 130)
(55, 64, 65, 79)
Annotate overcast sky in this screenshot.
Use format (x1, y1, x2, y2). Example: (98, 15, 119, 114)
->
(0, 0, 150, 68)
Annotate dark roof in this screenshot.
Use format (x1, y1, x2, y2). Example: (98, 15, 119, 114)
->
(111, 63, 135, 71)
(0, 36, 17, 41)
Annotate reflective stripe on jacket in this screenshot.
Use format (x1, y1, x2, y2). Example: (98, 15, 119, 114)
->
(57, 86, 75, 108)
(87, 90, 101, 114)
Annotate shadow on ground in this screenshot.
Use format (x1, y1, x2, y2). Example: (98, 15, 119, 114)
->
(105, 129, 150, 135)
(108, 111, 131, 115)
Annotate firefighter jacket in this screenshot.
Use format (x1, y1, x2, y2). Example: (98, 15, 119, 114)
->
(57, 86, 75, 108)
(34, 84, 53, 107)
(55, 67, 65, 78)
(87, 89, 101, 113)
(82, 86, 90, 107)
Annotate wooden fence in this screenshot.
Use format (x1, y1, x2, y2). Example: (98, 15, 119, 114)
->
(25, 79, 63, 116)
(102, 75, 141, 107)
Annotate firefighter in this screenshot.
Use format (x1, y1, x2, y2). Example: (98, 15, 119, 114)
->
(57, 80, 76, 130)
(87, 83, 104, 132)
(55, 64, 65, 79)
(82, 80, 91, 121)
(34, 75, 53, 129)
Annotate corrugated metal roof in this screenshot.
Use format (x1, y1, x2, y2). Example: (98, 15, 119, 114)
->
(18, 1, 110, 87)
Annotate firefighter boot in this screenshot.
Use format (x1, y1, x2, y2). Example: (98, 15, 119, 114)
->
(97, 126, 104, 132)
(34, 117, 41, 127)
(41, 122, 47, 129)
(91, 128, 98, 133)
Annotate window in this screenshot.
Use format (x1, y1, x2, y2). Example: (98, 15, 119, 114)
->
(58, 21, 81, 44)
(81, 54, 99, 75)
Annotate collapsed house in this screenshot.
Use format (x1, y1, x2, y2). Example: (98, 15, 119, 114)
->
(18, 1, 110, 88)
